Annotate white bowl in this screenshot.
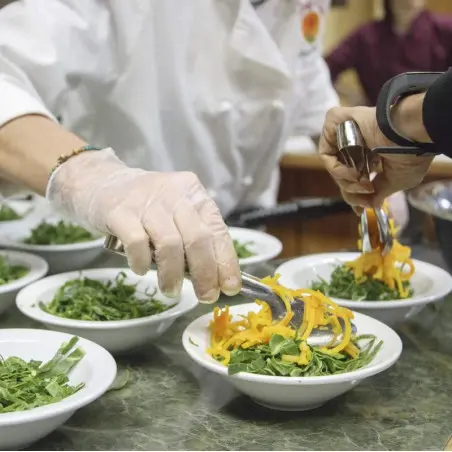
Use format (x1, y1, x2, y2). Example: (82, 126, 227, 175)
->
(0, 250, 48, 316)
(229, 227, 282, 267)
(182, 303, 402, 411)
(275, 252, 452, 326)
(16, 268, 199, 354)
(0, 328, 116, 451)
(0, 215, 105, 274)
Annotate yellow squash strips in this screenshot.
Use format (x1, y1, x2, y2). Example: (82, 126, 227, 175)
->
(348, 203, 415, 298)
(207, 275, 357, 367)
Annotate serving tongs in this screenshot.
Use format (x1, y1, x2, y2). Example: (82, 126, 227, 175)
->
(337, 120, 394, 255)
(359, 208, 393, 255)
(104, 235, 356, 346)
(336, 120, 371, 180)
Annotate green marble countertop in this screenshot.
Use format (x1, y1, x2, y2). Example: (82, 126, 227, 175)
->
(2, 252, 452, 451)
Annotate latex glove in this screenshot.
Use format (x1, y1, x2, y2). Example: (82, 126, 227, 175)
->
(318, 106, 434, 212)
(46, 148, 241, 303)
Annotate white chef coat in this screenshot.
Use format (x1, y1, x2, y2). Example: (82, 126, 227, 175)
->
(0, 0, 337, 216)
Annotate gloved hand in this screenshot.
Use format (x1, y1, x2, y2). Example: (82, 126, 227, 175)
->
(46, 148, 241, 303)
(318, 106, 434, 212)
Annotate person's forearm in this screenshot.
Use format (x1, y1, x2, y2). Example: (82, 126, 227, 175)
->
(334, 82, 368, 107)
(391, 93, 432, 143)
(0, 114, 87, 195)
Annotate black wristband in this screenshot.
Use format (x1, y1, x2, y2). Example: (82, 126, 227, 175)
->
(376, 72, 441, 154)
(423, 68, 452, 157)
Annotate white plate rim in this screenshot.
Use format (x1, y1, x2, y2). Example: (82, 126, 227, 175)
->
(182, 303, 402, 385)
(0, 328, 116, 426)
(0, 250, 48, 294)
(229, 227, 282, 266)
(16, 268, 199, 329)
(1, 235, 106, 252)
(274, 252, 452, 309)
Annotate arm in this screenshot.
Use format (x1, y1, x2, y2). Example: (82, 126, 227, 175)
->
(391, 93, 431, 143)
(325, 29, 361, 83)
(318, 72, 449, 210)
(0, 0, 118, 194)
(0, 115, 87, 194)
(0, 0, 241, 301)
(391, 68, 452, 154)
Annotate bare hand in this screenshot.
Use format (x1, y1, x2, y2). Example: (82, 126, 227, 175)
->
(319, 106, 433, 211)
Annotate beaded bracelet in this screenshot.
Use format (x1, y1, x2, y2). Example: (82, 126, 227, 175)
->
(50, 145, 103, 175)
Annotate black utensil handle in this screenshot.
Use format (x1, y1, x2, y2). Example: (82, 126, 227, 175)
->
(226, 198, 351, 228)
(373, 145, 436, 157)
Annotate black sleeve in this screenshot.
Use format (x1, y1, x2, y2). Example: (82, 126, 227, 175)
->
(423, 68, 452, 157)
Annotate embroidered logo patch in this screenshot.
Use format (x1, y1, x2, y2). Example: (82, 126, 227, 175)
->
(301, 10, 320, 43)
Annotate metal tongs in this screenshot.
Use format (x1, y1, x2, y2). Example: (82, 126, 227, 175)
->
(337, 120, 394, 255)
(336, 120, 371, 179)
(360, 208, 393, 255)
(103, 235, 356, 346)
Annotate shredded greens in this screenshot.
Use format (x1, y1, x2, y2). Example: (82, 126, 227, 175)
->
(40, 272, 174, 321)
(0, 255, 29, 285)
(0, 337, 85, 413)
(310, 264, 413, 301)
(233, 240, 255, 259)
(0, 204, 21, 222)
(24, 220, 95, 245)
(218, 333, 382, 377)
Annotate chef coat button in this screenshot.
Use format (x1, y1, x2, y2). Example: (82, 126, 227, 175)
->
(219, 101, 233, 112)
(243, 176, 253, 186)
(272, 99, 284, 110)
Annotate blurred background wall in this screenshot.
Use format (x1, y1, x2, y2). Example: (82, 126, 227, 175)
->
(325, 0, 452, 52)
(1, 0, 450, 50)
(325, 0, 452, 105)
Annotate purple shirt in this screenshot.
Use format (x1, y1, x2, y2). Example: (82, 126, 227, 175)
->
(325, 10, 452, 105)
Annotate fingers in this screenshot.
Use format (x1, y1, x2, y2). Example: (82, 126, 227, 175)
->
(369, 156, 417, 207)
(339, 187, 374, 212)
(320, 106, 433, 211)
(180, 172, 241, 300)
(375, 154, 433, 194)
(106, 209, 153, 276)
(142, 202, 185, 298)
(196, 198, 241, 297)
(173, 201, 220, 303)
(369, 172, 399, 207)
(319, 107, 352, 156)
(104, 171, 241, 305)
(321, 147, 374, 210)
(319, 112, 375, 201)
(320, 154, 358, 182)
(322, 154, 374, 193)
